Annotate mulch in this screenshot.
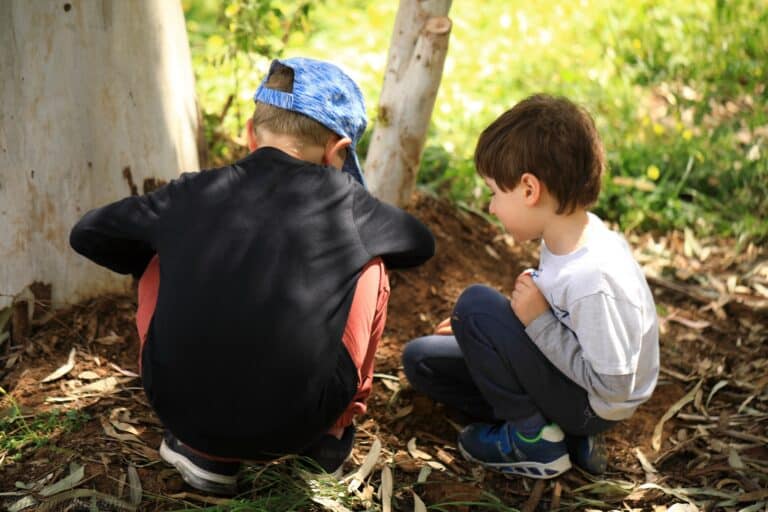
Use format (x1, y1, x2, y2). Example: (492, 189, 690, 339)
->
(1, 194, 766, 511)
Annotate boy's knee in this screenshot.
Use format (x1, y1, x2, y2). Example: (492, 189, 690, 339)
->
(402, 338, 428, 376)
(453, 284, 507, 320)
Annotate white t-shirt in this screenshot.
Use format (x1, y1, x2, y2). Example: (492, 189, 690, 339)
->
(525, 212, 660, 420)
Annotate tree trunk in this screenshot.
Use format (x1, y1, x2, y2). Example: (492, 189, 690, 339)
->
(0, 0, 199, 310)
(365, 0, 452, 206)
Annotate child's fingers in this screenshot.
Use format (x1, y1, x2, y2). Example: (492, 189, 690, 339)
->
(515, 273, 535, 290)
(434, 317, 453, 335)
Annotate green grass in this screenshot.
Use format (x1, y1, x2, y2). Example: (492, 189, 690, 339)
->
(0, 401, 90, 462)
(183, 0, 768, 242)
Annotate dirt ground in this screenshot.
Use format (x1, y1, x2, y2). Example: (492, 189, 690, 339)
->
(1, 194, 766, 511)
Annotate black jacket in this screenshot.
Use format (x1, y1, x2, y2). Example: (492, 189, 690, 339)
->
(70, 147, 435, 457)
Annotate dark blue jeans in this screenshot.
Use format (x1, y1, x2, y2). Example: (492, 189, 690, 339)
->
(402, 285, 614, 436)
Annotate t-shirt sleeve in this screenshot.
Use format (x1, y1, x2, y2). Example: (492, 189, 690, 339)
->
(69, 174, 187, 277)
(351, 186, 435, 269)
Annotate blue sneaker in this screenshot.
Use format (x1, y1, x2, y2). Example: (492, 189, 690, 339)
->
(566, 432, 608, 475)
(458, 422, 571, 479)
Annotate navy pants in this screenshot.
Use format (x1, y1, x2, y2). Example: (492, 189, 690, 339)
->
(402, 285, 614, 436)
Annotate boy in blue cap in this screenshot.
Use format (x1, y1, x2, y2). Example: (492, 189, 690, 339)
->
(403, 94, 659, 479)
(71, 57, 435, 494)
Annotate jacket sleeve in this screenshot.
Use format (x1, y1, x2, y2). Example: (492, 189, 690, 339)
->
(69, 177, 181, 277)
(352, 186, 435, 269)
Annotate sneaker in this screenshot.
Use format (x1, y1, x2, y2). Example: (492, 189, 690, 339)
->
(159, 431, 240, 495)
(300, 425, 355, 475)
(458, 422, 571, 479)
(566, 432, 608, 475)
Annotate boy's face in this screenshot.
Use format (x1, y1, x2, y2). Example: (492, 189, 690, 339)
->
(484, 175, 543, 243)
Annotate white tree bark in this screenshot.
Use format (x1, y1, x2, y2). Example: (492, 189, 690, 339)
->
(365, 0, 452, 206)
(0, 0, 199, 310)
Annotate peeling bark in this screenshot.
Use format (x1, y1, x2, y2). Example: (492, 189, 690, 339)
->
(0, 0, 199, 309)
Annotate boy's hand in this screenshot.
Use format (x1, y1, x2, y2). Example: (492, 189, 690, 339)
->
(434, 317, 453, 335)
(511, 272, 549, 326)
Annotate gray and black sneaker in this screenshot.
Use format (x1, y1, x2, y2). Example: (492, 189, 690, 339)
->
(159, 431, 240, 495)
(566, 432, 608, 475)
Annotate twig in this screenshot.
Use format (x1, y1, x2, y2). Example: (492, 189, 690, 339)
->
(521, 479, 546, 512)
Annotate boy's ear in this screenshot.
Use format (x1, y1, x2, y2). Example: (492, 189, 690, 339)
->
(520, 172, 542, 206)
(246, 118, 259, 151)
(323, 136, 352, 170)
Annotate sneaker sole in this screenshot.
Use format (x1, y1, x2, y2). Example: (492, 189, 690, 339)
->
(160, 439, 238, 495)
(458, 443, 572, 479)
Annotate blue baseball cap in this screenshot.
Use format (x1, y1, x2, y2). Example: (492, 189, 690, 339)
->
(253, 57, 367, 186)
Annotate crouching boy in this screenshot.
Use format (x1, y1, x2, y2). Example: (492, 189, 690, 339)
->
(71, 58, 435, 494)
(402, 94, 659, 478)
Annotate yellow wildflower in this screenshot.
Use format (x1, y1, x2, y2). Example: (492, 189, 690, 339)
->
(646, 165, 661, 181)
(224, 3, 240, 17)
(682, 129, 693, 141)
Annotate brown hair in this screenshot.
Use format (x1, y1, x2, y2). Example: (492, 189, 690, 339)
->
(252, 63, 336, 146)
(474, 94, 605, 214)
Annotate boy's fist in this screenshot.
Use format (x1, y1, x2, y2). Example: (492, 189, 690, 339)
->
(511, 272, 549, 326)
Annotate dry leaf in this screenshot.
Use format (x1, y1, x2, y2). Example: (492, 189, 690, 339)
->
(407, 438, 432, 460)
(652, 380, 703, 451)
(94, 333, 124, 345)
(727, 449, 745, 469)
(40, 463, 84, 497)
(412, 491, 427, 512)
(634, 447, 658, 474)
(379, 466, 392, 512)
(101, 417, 141, 443)
(667, 314, 710, 330)
(110, 408, 142, 436)
(109, 363, 139, 378)
(426, 460, 446, 471)
(41, 348, 76, 383)
(127, 465, 142, 506)
(77, 371, 100, 381)
(393, 450, 420, 473)
(484, 244, 500, 260)
(344, 437, 381, 492)
(78, 376, 119, 394)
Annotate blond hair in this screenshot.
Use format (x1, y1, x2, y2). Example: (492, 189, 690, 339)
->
(252, 63, 336, 146)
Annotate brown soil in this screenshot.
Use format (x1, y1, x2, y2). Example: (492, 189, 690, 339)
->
(1, 194, 766, 511)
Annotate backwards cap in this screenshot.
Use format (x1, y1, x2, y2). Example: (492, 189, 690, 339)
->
(253, 57, 368, 186)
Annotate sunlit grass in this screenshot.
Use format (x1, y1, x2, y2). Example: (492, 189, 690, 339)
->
(185, 0, 768, 241)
